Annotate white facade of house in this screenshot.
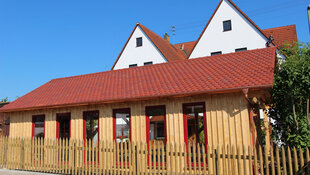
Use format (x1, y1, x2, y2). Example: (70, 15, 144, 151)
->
(189, 0, 269, 59)
(113, 26, 167, 70)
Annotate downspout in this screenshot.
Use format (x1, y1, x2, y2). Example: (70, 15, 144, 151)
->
(242, 89, 255, 148)
(308, 5, 310, 34)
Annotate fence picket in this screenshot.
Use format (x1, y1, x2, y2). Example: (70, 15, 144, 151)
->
(1, 137, 310, 175)
(299, 147, 304, 175)
(293, 147, 298, 173)
(270, 146, 275, 175)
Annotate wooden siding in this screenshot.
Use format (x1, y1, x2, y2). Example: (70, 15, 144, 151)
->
(8, 92, 252, 148)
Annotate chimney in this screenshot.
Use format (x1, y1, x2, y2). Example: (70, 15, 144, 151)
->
(163, 33, 170, 43)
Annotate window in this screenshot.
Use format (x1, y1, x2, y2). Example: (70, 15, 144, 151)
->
(56, 113, 71, 139)
(32, 115, 45, 138)
(113, 108, 130, 142)
(144, 61, 153, 66)
(129, 64, 137, 68)
(146, 105, 166, 146)
(136, 37, 142, 47)
(223, 20, 232, 31)
(235, 47, 247, 52)
(183, 102, 206, 145)
(211, 51, 222, 56)
(83, 111, 99, 141)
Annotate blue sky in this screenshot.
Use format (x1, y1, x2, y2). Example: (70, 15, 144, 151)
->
(0, 0, 309, 101)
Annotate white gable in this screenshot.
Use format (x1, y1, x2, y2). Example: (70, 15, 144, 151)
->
(113, 26, 167, 70)
(189, 0, 268, 59)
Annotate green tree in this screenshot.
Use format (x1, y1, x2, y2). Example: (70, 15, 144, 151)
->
(268, 42, 310, 147)
(0, 97, 9, 102)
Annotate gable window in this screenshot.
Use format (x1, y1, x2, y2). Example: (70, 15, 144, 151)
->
(235, 47, 247, 52)
(136, 37, 142, 47)
(146, 105, 166, 148)
(223, 20, 232, 31)
(32, 115, 45, 138)
(183, 102, 206, 145)
(144, 61, 153, 66)
(211, 51, 222, 56)
(129, 64, 137, 68)
(83, 111, 99, 141)
(56, 113, 71, 139)
(113, 108, 131, 142)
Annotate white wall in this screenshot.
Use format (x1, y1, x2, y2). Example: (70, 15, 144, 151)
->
(113, 26, 167, 70)
(189, 0, 268, 59)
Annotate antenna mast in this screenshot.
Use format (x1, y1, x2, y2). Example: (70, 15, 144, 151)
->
(172, 25, 175, 44)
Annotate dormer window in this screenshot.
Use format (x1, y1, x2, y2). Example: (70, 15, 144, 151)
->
(129, 64, 137, 68)
(223, 20, 232, 31)
(144, 61, 153, 66)
(136, 37, 142, 47)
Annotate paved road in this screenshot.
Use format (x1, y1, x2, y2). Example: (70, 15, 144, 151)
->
(0, 169, 57, 175)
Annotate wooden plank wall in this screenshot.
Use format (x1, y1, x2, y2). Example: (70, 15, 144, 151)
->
(8, 92, 252, 148)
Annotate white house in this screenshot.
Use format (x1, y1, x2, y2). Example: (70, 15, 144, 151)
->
(112, 0, 297, 70)
(111, 23, 185, 70)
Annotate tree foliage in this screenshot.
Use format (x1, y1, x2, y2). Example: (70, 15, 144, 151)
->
(0, 97, 9, 103)
(268, 42, 310, 147)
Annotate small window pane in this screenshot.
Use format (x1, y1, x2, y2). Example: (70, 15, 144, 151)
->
(84, 111, 99, 142)
(136, 37, 142, 47)
(33, 115, 45, 138)
(144, 61, 153, 66)
(57, 113, 70, 139)
(235, 47, 247, 52)
(211, 51, 222, 56)
(183, 103, 205, 144)
(147, 106, 166, 141)
(223, 20, 232, 31)
(129, 64, 137, 68)
(114, 109, 130, 143)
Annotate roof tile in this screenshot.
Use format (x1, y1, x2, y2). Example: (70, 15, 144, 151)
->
(1, 47, 277, 112)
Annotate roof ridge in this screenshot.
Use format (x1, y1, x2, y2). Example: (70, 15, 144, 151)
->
(263, 24, 296, 31)
(52, 46, 276, 82)
(138, 24, 186, 60)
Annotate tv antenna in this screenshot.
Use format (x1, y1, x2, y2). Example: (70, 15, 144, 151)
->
(172, 25, 175, 44)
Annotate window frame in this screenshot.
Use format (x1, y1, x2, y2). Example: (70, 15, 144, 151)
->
(32, 115, 45, 138)
(223, 20, 232, 32)
(83, 110, 99, 141)
(235, 47, 247, 52)
(113, 108, 131, 141)
(136, 37, 143, 47)
(182, 102, 207, 146)
(129, 64, 138, 68)
(56, 112, 71, 139)
(211, 51, 222, 56)
(144, 61, 153, 66)
(145, 105, 167, 145)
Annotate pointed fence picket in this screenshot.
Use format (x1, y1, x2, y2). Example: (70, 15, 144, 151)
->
(0, 136, 309, 175)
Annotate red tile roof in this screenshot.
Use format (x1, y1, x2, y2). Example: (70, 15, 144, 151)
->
(175, 24, 297, 57)
(263, 25, 297, 47)
(174, 41, 196, 56)
(111, 23, 185, 70)
(0, 47, 276, 112)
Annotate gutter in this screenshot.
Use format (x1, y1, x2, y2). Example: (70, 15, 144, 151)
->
(0, 84, 272, 113)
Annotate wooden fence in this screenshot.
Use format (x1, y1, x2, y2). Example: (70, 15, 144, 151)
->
(0, 137, 309, 175)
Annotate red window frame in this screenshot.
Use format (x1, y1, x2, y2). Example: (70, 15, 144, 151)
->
(83, 110, 99, 141)
(32, 115, 45, 138)
(182, 102, 207, 146)
(113, 108, 131, 141)
(145, 105, 167, 147)
(56, 112, 71, 139)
